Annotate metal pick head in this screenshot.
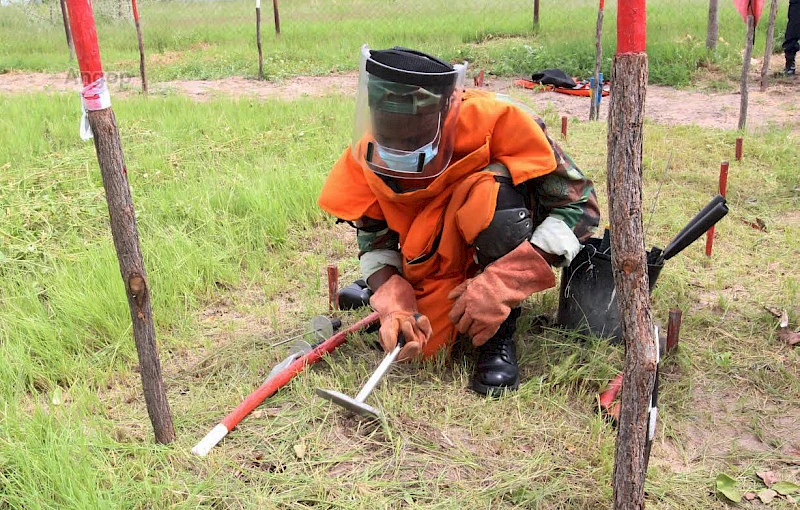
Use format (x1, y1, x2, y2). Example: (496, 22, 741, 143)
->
(316, 388, 381, 421)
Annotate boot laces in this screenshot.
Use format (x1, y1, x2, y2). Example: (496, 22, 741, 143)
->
(481, 335, 514, 362)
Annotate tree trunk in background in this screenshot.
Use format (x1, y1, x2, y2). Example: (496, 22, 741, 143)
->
(59, 0, 75, 61)
(534, 0, 540, 27)
(707, 0, 719, 50)
(608, 52, 658, 510)
(590, 1, 605, 120)
(132, 0, 147, 94)
(272, 0, 281, 36)
(87, 108, 175, 444)
(257, 6, 264, 80)
(739, 15, 756, 130)
(760, 0, 779, 91)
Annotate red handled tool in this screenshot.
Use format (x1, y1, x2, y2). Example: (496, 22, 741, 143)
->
(191, 312, 379, 456)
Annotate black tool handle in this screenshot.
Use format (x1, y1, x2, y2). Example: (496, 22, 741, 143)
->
(664, 195, 725, 252)
(661, 195, 728, 261)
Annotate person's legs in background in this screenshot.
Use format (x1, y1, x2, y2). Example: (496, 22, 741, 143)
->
(784, 0, 800, 75)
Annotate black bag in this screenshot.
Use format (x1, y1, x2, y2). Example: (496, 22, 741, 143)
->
(531, 69, 577, 89)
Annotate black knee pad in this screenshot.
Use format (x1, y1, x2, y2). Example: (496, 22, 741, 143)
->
(474, 178, 533, 267)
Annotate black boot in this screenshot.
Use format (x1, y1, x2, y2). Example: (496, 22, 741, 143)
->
(787, 53, 797, 76)
(471, 308, 521, 396)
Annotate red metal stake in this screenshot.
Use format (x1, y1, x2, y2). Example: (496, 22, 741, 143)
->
(327, 264, 339, 312)
(705, 161, 729, 256)
(561, 116, 568, 141)
(735, 137, 743, 161)
(599, 372, 624, 410)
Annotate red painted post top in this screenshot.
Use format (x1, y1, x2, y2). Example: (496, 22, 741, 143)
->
(617, 1, 647, 53)
(132, 0, 140, 22)
(65, 0, 104, 86)
(600, 0, 605, 10)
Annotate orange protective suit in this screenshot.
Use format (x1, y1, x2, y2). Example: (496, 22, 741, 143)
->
(318, 90, 559, 358)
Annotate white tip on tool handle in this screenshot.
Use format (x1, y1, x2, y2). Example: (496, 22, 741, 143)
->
(191, 424, 229, 457)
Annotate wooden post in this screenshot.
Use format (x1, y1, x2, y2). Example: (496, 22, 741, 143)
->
(131, 0, 147, 94)
(738, 15, 756, 130)
(666, 308, 682, 353)
(327, 264, 339, 313)
(534, 0, 540, 27)
(59, 0, 75, 61)
(272, 0, 281, 36)
(590, 0, 605, 121)
(561, 115, 568, 140)
(608, 1, 657, 508)
(256, 0, 264, 80)
(706, 0, 719, 50)
(66, 0, 175, 444)
(760, 0, 779, 91)
(735, 137, 743, 160)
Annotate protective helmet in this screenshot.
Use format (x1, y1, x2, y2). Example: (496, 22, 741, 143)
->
(352, 45, 467, 180)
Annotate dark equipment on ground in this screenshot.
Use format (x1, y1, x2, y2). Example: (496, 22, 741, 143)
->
(557, 195, 728, 341)
(337, 279, 373, 310)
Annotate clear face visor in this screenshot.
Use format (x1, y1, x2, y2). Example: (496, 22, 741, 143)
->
(351, 45, 467, 180)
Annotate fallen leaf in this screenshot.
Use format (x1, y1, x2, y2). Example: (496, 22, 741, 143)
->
(757, 470, 778, 487)
(51, 387, 63, 406)
(716, 473, 742, 503)
(776, 311, 800, 347)
(293, 443, 306, 459)
(772, 481, 800, 496)
(742, 217, 768, 232)
(779, 327, 800, 346)
(764, 306, 783, 318)
(744, 492, 756, 501)
(758, 488, 777, 504)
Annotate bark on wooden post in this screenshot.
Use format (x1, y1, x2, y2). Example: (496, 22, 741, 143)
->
(590, 0, 605, 121)
(256, 0, 264, 80)
(534, 0, 540, 27)
(327, 264, 339, 313)
(59, 0, 75, 61)
(607, 1, 658, 508)
(706, 0, 719, 50)
(131, 0, 147, 94)
(66, 0, 175, 444)
(272, 0, 281, 36)
(739, 15, 756, 130)
(759, 0, 779, 91)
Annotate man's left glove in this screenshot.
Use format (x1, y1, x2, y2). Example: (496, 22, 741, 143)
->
(448, 242, 556, 346)
(369, 274, 433, 362)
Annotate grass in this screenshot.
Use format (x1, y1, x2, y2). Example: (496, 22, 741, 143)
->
(0, 87, 797, 508)
(0, 0, 790, 87)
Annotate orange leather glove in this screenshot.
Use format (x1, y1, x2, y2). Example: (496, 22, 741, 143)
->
(448, 242, 556, 346)
(369, 274, 433, 362)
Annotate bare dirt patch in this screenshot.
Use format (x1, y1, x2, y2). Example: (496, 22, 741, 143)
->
(3, 70, 797, 133)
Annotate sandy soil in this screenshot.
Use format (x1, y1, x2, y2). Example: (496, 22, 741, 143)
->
(2, 68, 798, 133)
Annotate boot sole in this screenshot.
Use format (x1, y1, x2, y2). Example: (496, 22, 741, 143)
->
(471, 376, 520, 397)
